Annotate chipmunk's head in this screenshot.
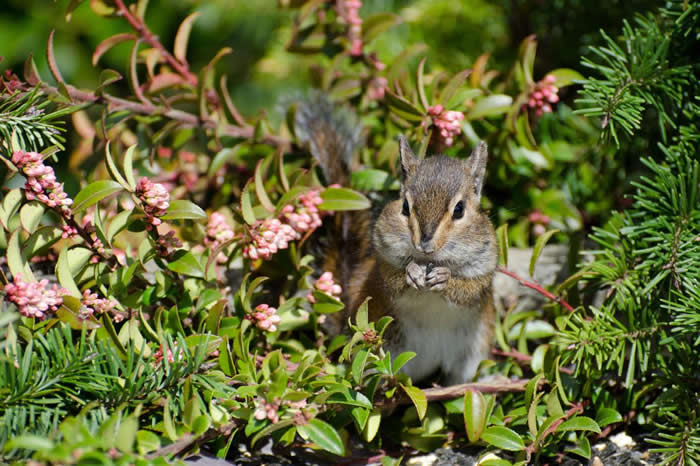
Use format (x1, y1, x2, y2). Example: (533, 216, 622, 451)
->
(391, 135, 494, 271)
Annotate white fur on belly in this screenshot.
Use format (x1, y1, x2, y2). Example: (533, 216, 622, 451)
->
(392, 289, 488, 385)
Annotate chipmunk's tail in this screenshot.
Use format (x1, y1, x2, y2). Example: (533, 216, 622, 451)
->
(295, 94, 371, 307)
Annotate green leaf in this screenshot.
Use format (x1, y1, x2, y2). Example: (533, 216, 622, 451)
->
(392, 351, 416, 373)
(107, 210, 134, 243)
(7, 230, 35, 281)
(416, 57, 429, 111)
(208, 146, 240, 177)
(174, 12, 200, 63)
(351, 169, 399, 191)
(19, 202, 44, 232)
(557, 416, 601, 434)
(467, 95, 513, 119)
(72, 180, 123, 213)
(529, 228, 560, 276)
(123, 144, 137, 190)
(464, 389, 487, 443)
(439, 69, 472, 106)
(116, 416, 138, 453)
(401, 385, 427, 421)
(362, 408, 382, 442)
(297, 419, 345, 456)
(319, 187, 370, 211)
(496, 224, 508, 267)
(352, 348, 370, 384)
(136, 430, 161, 455)
(240, 182, 256, 225)
(546, 68, 584, 87)
(23, 226, 62, 260)
(481, 426, 525, 451)
(168, 251, 205, 278)
(254, 159, 275, 212)
(161, 200, 207, 221)
(385, 90, 425, 122)
(595, 408, 622, 428)
(0, 189, 23, 229)
(312, 291, 345, 314)
(105, 141, 130, 190)
(4, 435, 54, 451)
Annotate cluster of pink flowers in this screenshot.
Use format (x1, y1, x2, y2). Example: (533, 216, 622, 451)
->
(242, 218, 298, 261)
(11, 150, 73, 216)
(525, 74, 559, 116)
(135, 177, 169, 229)
(243, 189, 329, 261)
(427, 105, 465, 147)
(307, 271, 342, 303)
(246, 304, 282, 332)
(254, 398, 281, 424)
(79, 289, 118, 320)
(4, 274, 67, 319)
(337, 0, 363, 56)
(205, 212, 235, 252)
(282, 189, 324, 235)
(529, 209, 551, 237)
(61, 224, 78, 239)
(368, 76, 388, 101)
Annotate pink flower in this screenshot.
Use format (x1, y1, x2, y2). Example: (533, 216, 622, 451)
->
(307, 271, 342, 302)
(11, 150, 73, 216)
(205, 212, 235, 257)
(135, 177, 170, 228)
(524, 74, 559, 117)
(428, 106, 465, 147)
(246, 304, 282, 333)
(254, 398, 280, 424)
(242, 218, 298, 261)
(153, 343, 182, 365)
(368, 76, 388, 100)
(79, 289, 118, 320)
(337, 0, 363, 56)
(282, 189, 324, 236)
(4, 274, 68, 319)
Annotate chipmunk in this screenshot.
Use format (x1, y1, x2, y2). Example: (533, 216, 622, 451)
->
(296, 95, 497, 385)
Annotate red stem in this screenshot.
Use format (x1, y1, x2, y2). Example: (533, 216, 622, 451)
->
(525, 400, 588, 462)
(113, 0, 198, 87)
(497, 266, 575, 312)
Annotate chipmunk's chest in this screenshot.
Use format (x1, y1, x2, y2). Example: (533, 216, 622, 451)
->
(392, 290, 486, 383)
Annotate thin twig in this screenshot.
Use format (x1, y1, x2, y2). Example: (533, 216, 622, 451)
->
(497, 266, 575, 312)
(378, 378, 532, 412)
(113, 0, 198, 87)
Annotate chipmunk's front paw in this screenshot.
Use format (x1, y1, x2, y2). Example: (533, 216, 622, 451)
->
(406, 261, 426, 289)
(426, 266, 450, 290)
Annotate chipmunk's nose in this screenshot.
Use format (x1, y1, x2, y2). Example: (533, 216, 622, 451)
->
(419, 232, 435, 254)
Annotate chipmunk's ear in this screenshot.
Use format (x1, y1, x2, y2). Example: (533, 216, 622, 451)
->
(398, 135, 418, 180)
(465, 141, 488, 201)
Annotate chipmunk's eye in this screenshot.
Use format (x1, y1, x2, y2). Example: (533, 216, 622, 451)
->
(402, 199, 410, 216)
(452, 201, 464, 220)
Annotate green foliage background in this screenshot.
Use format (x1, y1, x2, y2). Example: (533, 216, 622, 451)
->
(0, 0, 697, 465)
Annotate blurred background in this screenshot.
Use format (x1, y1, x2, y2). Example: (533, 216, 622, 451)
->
(1, 0, 657, 116)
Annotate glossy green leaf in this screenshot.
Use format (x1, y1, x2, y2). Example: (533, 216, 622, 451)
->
(136, 430, 161, 455)
(401, 384, 427, 421)
(350, 169, 399, 191)
(19, 202, 44, 233)
(72, 180, 123, 213)
(595, 408, 623, 428)
(385, 90, 425, 122)
(481, 426, 525, 451)
(123, 144, 137, 190)
(464, 389, 487, 443)
(240, 182, 256, 225)
(168, 250, 205, 278)
(557, 416, 601, 434)
(297, 419, 345, 456)
(439, 69, 472, 106)
(161, 200, 207, 221)
(173, 12, 200, 63)
(546, 68, 584, 87)
(496, 224, 508, 267)
(319, 187, 370, 211)
(467, 95, 513, 119)
(362, 12, 400, 44)
(7, 230, 35, 282)
(312, 291, 345, 314)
